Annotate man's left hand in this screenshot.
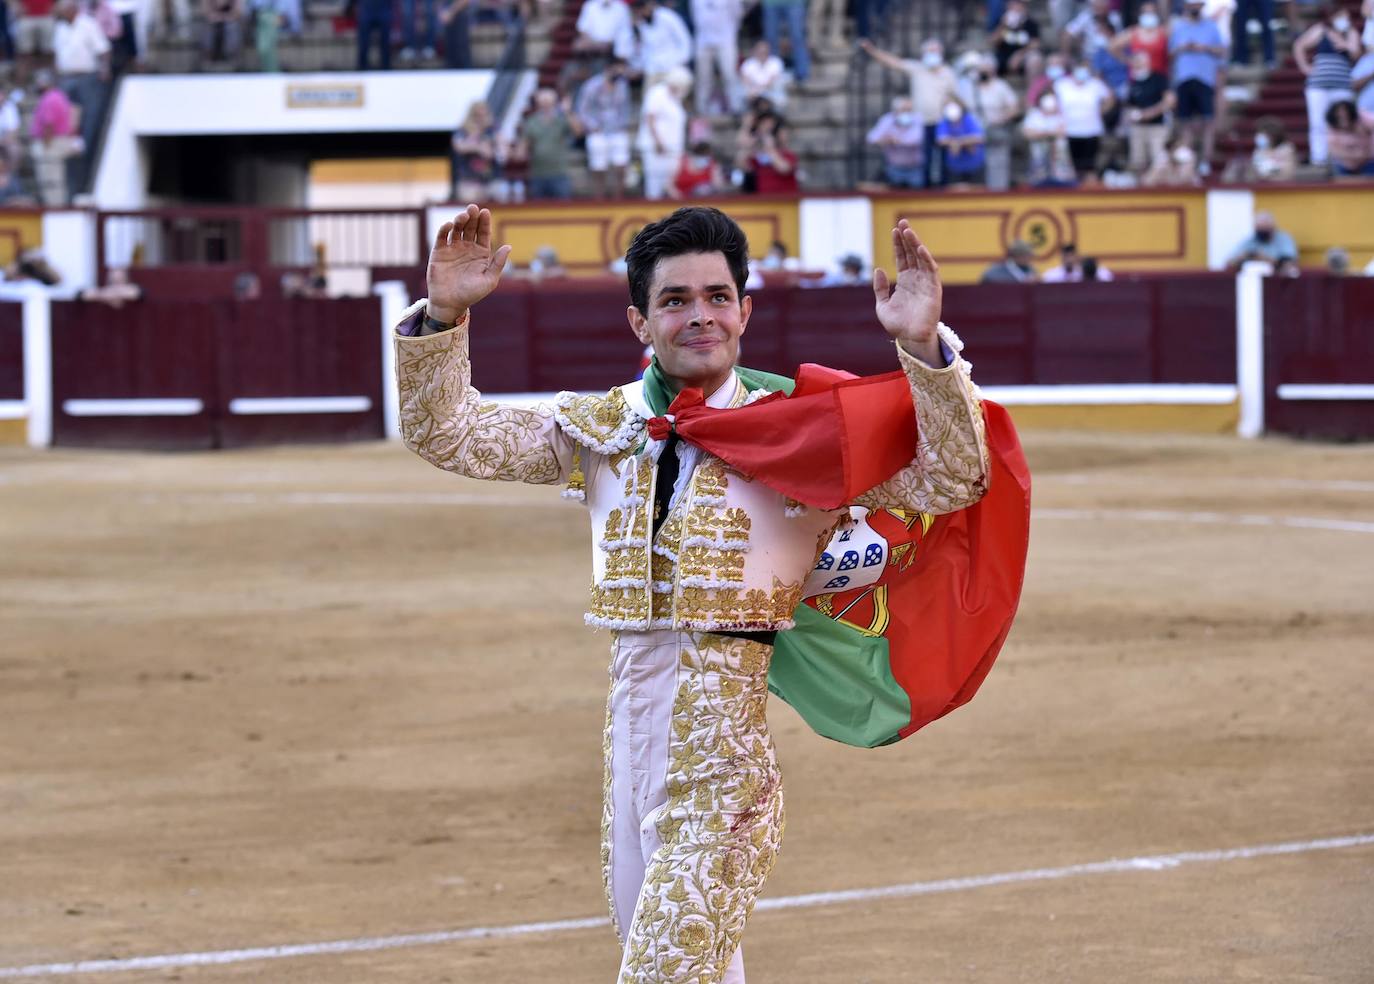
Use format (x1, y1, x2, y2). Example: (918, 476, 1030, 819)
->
(873, 219, 943, 366)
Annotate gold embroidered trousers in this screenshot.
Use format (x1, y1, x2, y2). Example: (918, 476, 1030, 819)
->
(602, 630, 785, 984)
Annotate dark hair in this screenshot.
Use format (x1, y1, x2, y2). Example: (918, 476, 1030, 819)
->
(1061, 242, 1078, 256)
(1325, 99, 1356, 128)
(625, 207, 750, 314)
(1081, 257, 1099, 280)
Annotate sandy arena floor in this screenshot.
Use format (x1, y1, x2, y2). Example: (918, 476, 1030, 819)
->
(1, 428, 1372, 983)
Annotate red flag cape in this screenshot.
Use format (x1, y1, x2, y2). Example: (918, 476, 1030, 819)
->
(652, 370, 1032, 747)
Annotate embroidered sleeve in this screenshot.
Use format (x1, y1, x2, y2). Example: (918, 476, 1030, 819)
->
(395, 301, 573, 486)
(851, 323, 989, 516)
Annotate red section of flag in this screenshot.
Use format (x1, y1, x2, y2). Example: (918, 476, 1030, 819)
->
(653, 364, 919, 510)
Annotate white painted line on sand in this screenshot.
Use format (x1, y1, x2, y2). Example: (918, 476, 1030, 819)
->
(1, 832, 1370, 979)
(1036, 507, 1374, 535)
(134, 491, 551, 507)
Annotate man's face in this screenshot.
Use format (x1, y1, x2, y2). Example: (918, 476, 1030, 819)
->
(627, 252, 751, 391)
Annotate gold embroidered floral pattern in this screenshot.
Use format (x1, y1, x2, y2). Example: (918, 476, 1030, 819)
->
(555, 388, 645, 455)
(616, 634, 784, 984)
(395, 320, 568, 485)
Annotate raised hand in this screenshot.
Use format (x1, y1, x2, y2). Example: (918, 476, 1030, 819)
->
(426, 204, 514, 325)
(872, 219, 943, 366)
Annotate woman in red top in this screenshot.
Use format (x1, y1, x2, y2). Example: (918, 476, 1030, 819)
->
(1114, 1, 1169, 75)
(673, 141, 726, 197)
(738, 112, 800, 194)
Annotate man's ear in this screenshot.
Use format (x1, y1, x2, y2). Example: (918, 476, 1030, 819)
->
(738, 294, 753, 337)
(627, 304, 651, 345)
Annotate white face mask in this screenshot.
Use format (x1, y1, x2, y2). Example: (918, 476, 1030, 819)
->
(1254, 132, 1272, 149)
(922, 50, 943, 67)
(1131, 66, 1151, 79)
(1046, 64, 1066, 80)
(1173, 146, 1195, 165)
(1073, 66, 1091, 82)
(1005, 11, 1023, 25)
(1332, 14, 1351, 31)
(1138, 11, 1159, 27)
(1039, 97, 1058, 113)
(944, 104, 963, 121)
(1365, 19, 1374, 47)
(895, 112, 915, 126)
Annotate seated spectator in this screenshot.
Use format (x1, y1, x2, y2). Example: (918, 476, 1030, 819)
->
(636, 66, 691, 199)
(1325, 99, 1374, 176)
(980, 240, 1038, 283)
(577, 58, 633, 198)
(515, 89, 577, 200)
(740, 39, 788, 108)
(964, 53, 1020, 191)
(29, 70, 80, 207)
(673, 140, 727, 196)
(1063, 0, 1121, 60)
(808, 253, 866, 287)
(1027, 52, 1068, 107)
(1247, 116, 1298, 180)
(936, 100, 985, 186)
(736, 111, 799, 193)
(232, 271, 261, 300)
(1354, 46, 1374, 129)
(1170, 0, 1226, 175)
(1325, 246, 1350, 275)
(1023, 91, 1078, 186)
(858, 37, 959, 187)
(528, 245, 567, 279)
(615, 0, 692, 80)
(451, 101, 500, 201)
(1113, 1, 1168, 75)
(575, 0, 629, 57)
(991, 0, 1041, 76)
(758, 239, 797, 271)
(866, 95, 925, 189)
(1293, 4, 1360, 167)
(1042, 243, 1115, 281)
(1125, 49, 1174, 173)
(1226, 210, 1298, 269)
(1143, 136, 1201, 186)
(1055, 61, 1114, 179)
(79, 267, 144, 306)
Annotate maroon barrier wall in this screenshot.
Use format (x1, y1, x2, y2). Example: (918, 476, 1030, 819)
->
(1264, 276, 1374, 440)
(468, 275, 1238, 394)
(50, 297, 383, 450)
(0, 302, 23, 402)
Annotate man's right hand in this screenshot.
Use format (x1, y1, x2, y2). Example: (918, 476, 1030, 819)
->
(426, 204, 514, 325)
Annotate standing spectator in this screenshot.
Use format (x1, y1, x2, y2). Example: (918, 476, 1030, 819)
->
(1115, 1, 1169, 75)
(53, 0, 109, 193)
(29, 70, 79, 205)
(451, 101, 499, 201)
(574, 0, 629, 57)
(518, 88, 577, 200)
(636, 66, 691, 198)
(1353, 45, 1374, 129)
(576, 57, 633, 197)
(1027, 51, 1068, 106)
(355, 0, 393, 70)
(1325, 99, 1374, 175)
(1063, 0, 1121, 60)
(740, 38, 787, 106)
(691, 0, 743, 114)
(1225, 210, 1298, 268)
(761, 0, 809, 82)
(858, 37, 959, 187)
(673, 139, 727, 196)
(1170, 0, 1225, 174)
(1042, 243, 1115, 281)
(0, 86, 23, 164)
(736, 110, 799, 192)
(17, 0, 57, 73)
(936, 99, 986, 185)
(1055, 61, 1114, 179)
(980, 240, 1038, 282)
(1143, 134, 1201, 185)
(1231, 0, 1276, 66)
(0, 152, 31, 204)
(109, 0, 141, 72)
(865, 95, 925, 188)
(615, 0, 692, 80)
(991, 0, 1041, 76)
(1293, 4, 1360, 165)
(1125, 49, 1174, 173)
(399, 0, 438, 63)
(1023, 91, 1078, 185)
(250, 0, 287, 71)
(965, 53, 1019, 190)
(440, 0, 471, 67)
(200, 0, 244, 64)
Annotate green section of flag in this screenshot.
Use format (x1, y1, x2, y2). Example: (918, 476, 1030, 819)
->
(768, 603, 911, 748)
(642, 357, 795, 418)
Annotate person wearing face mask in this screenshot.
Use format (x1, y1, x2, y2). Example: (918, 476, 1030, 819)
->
(966, 53, 1020, 190)
(1294, 3, 1361, 165)
(1245, 115, 1297, 180)
(1054, 61, 1115, 179)
(936, 99, 986, 185)
(1143, 135, 1202, 185)
(1113, 2, 1170, 75)
(992, 0, 1042, 76)
(1063, 0, 1122, 62)
(866, 95, 927, 189)
(1022, 91, 1079, 186)
(577, 58, 635, 198)
(1226, 210, 1298, 270)
(673, 140, 727, 197)
(1169, 0, 1226, 175)
(1027, 52, 1069, 106)
(859, 37, 959, 186)
(980, 239, 1039, 283)
(1125, 48, 1175, 172)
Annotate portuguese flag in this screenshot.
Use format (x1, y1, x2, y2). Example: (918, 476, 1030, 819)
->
(645, 361, 1032, 748)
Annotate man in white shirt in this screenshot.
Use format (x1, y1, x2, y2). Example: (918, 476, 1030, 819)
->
(1041, 243, 1114, 281)
(615, 0, 692, 80)
(636, 66, 691, 197)
(53, 0, 110, 193)
(691, 0, 743, 114)
(739, 38, 787, 107)
(575, 0, 630, 56)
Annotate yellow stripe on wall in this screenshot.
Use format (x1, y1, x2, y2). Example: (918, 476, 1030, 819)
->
(1005, 401, 1240, 433)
